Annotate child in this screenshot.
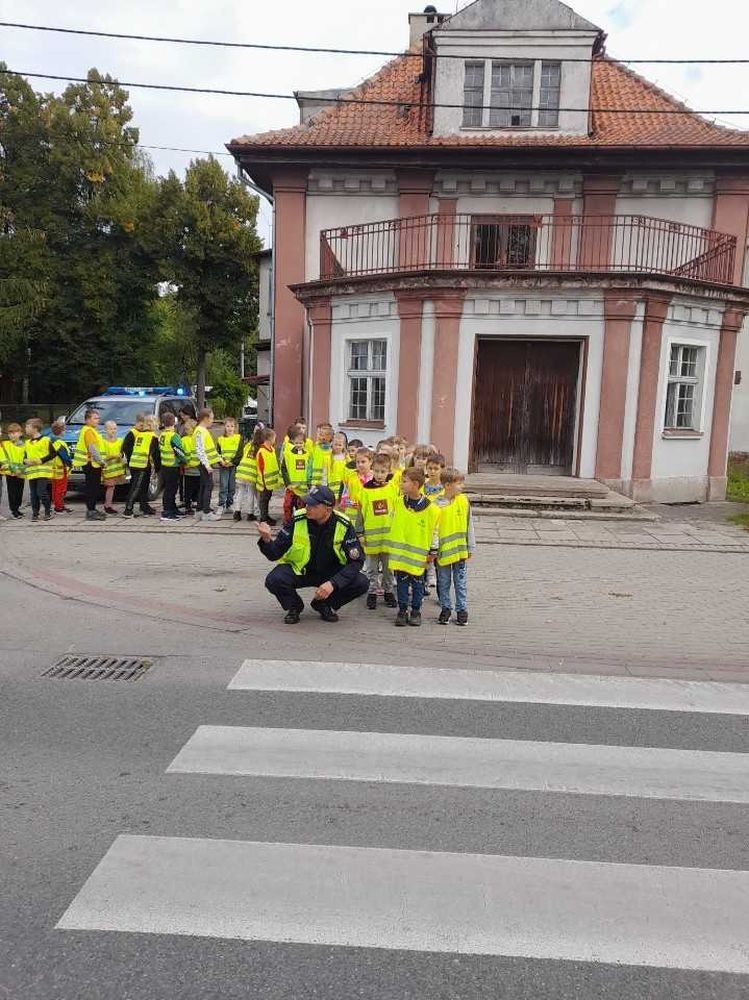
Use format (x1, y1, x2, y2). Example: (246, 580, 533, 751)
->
(180, 417, 201, 515)
(72, 409, 107, 521)
(409, 444, 433, 473)
(256, 427, 282, 525)
(193, 408, 221, 522)
(435, 468, 475, 626)
(23, 419, 55, 521)
(384, 466, 441, 628)
(1, 423, 27, 518)
(234, 424, 263, 522)
(340, 446, 373, 514)
(48, 420, 73, 514)
(122, 413, 159, 518)
(393, 436, 409, 471)
(422, 453, 446, 595)
(101, 421, 127, 515)
(310, 422, 333, 486)
(158, 412, 187, 522)
(328, 431, 348, 501)
(282, 425, 309, 522)
(217, 417, 242, 514)
(347, 438, 363, 463)
(359, 453, 397, 610)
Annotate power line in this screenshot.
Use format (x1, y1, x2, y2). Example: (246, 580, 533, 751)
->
(2, 68, 749, 117)
(2, 20, 749, 65)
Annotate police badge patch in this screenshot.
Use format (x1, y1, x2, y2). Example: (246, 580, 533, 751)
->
(349, 547, 361, 559)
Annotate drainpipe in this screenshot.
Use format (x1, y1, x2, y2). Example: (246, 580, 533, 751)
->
(237, 163, 275, 425)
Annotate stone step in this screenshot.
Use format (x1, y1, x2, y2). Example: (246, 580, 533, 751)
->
(466, 490, 639, 517)
(465, 473, 610, 500)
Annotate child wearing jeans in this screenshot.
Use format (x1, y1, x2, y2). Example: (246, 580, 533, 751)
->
(358, 452, 397, 610)
(435, 468, 476, 627)
(385, 467, 441, 628)
(422, 453, 445, 594)
(23, 419, 55, 521)
(217, 416, 242, 513)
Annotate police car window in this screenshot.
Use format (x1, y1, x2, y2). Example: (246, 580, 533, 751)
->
(67, 400, 150, 427)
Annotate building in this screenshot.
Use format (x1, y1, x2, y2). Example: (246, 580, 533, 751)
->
(229, 0, 749, 501)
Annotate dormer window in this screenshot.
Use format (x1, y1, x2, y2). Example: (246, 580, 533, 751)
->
(462, 59, 562, 129)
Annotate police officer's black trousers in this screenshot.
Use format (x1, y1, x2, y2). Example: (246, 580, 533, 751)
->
(265, 565, 369, 612)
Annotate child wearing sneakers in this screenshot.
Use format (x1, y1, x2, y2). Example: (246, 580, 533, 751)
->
(217, 416, 242, 514)
(49, 420, 73, 513)
(435, 468, 476, 627)
(359, 452, 398, 610)
(422, 453, 445, 594)
(256, 427, 282, 525)
(180, 417, 201, 515)
(281, 425, 309, 522)
(101, 421, 127, 514)
(340, 446, 373, 515)
(23, 419, 55, 521)
(385, 467, 441, 627)
(328, 431, 348, 501)
(233, 425, 263, 522)
(1, 423, 26, 518)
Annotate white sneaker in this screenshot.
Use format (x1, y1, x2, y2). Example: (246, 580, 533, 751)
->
(193, 511, 204, 521)
(203, 511, 222, 522)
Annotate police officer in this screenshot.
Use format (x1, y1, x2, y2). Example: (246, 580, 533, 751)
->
(257, 485, 368, 624)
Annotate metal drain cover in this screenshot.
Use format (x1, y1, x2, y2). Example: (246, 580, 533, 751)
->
(42, 655, 152, 682)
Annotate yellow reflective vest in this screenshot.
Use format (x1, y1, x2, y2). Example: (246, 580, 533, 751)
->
(279, 510, 350, 576)
(258, 445, 283, 491)
(437, 494, 471, 566)
(129, 431, 156, 470)
(194, 425, 220, 467)
(385, 497, 441, 575)
(327, 455, 347, 497)
(310, 444, 332, 487)
(158, 431, 183, 469)
(1, 439, 27, 477)
(73, 427, 105, 469)
(359, 480, 398, 556)
(236, 443, 257, 485)
(283, 448, 309, 496)
(181, 434, 200, 471)
(24, 437, 54, 480)
(101, 437, 127, 481)
(50, 439, 71, 481)
(217, 433, 241, 464)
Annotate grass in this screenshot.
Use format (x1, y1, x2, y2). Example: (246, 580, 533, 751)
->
(726, 455, 749, 529)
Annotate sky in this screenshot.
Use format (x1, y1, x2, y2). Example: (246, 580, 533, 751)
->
(2, 0, 749, 244)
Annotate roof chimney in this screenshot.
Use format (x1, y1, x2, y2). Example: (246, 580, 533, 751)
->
(408, 5, 449, 47)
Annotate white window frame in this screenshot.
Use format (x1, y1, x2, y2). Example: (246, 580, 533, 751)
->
(462, 59, 562, 130)
(661, 337, 710, 436)
(345, 337, 389, 424)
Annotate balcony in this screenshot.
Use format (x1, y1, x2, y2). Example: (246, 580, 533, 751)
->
(320, 214, 737, 286)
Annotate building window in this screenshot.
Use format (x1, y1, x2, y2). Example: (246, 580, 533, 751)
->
(462, 59, 562, 129)
(347, 339, 387, 422)
(664, 344, 704, 430)
(471, 216, 539, 269)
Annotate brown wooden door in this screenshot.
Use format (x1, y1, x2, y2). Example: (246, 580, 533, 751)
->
(472, 340, 580, 474)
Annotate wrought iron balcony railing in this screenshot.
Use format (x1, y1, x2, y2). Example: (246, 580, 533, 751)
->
(320, 213, 737, 285)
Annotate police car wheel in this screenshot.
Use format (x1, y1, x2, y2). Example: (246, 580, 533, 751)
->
(148, 470, 164, 501)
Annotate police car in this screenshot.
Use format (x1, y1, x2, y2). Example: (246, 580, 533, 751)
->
(59, 386, 197, 498)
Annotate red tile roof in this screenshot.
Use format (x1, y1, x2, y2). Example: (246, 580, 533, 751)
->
(230, 52, 749, 151)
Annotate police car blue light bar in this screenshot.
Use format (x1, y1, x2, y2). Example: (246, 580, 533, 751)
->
(102, 385, 191, 397)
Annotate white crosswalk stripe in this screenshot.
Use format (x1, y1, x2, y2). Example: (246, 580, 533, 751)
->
(57, 659, 749, 977)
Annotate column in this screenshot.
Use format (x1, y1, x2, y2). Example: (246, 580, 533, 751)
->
(595, 291, 638, 482)
(551, 197, 574, 270)
(436, 198, 458, 268)
(397, 169, 435, 271)
(272, 168, 308, 433)
(708, 306, 746, 499)
(395, 292, 425, 444)
(578, 176, 621, 271)
(711, 174, 749, 286)
(307, 298, 333, 432)
(430, 292, 465, 461)
(631, 294, 672, 495)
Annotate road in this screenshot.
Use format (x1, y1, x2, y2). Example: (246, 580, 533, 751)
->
(1, 517, 748, 998)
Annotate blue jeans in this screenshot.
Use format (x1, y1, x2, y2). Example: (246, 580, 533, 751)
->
(395, 571, 424, 612)
(218, 466, 236, 508)
(436, 560, 468, 613)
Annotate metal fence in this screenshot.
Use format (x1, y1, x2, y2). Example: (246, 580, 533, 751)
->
(320, 213, 736, 285)
(0, 403, 76, 425)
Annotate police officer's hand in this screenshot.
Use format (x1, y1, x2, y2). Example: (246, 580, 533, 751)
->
(314, 581, 334, 601)
(257, 521, 273, 543)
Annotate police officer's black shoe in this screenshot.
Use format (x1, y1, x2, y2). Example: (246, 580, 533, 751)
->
(311, 599, 339, 623)
(408, 611, 422, 627)
(284, 609, 301, 625)
(366, 594, 377, 610)
(233, 511, 242, 522)
(395, 610, 409, 627)
(456, 610, 469, 627)
(438, 608, 451, 625)
(383, 592, 397, 608)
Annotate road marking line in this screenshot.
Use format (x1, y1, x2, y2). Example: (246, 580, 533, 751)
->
(56, 834, 749, 973)
(166, 726, 749, 803)
(228, 660, 749, 715)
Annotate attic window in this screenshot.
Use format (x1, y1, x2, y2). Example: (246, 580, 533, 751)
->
(462, 60, 562, 130)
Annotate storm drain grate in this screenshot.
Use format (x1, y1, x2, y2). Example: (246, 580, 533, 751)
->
(42, 654, 152, 682)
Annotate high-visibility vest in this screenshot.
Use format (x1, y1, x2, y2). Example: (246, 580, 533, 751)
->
(283, 448, 309, 496)
(236, 443, 257, 484)
(158, 431, 183, 469)
(1, 439, 27, 477)
(181, 434, 200, 470)
(340, 466, 367, 512)
(73, 427, 105, 469)
(258, 445, 283, 491)
(310, 444, 332, 486)
(385, 497, 441, 575)
(129, 431, 156, 470)
(359, 480, 398, 556)
(327, 455, 347, 497)
(437, 494, 471, 566)
(423, 483, 446, 501)
(194, 425, 220, 467)
(24, 438, 53, 479)
(101, 437, 126, 481)
(50, 439, 70, 481)
(217, 433, 241, 463)
(279, 510, 350, 576)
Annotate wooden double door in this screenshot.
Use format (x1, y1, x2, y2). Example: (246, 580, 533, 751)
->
(471, 339, 581, 474)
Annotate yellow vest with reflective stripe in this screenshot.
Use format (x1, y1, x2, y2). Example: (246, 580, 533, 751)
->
(310, 444, 331, 486)
(181, 434, 200, 470)
(194, 425, 220, 467)
(101, 437, 126, 481)
(385, 497, 441, 575)
(327, 455, 347, 497)
(129, 431, 156, 470)
(437, 494, 471, 566)
(258, 446, 283, 490)
(359, 480, 398, 556)
(279, 510, 350, 576)
(158, 431, 182, 469)
(236, 443, 257, 484)
(283, 448, 309, 496)
(218, 433, 241, 463)
(50, 439, 70, 481)
(73, 427, 105, 469)
(1, 439, 27, 476)
(24, 438, 53, 479)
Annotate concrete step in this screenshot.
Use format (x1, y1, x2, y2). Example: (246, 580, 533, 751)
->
(465, 473, 610, 500)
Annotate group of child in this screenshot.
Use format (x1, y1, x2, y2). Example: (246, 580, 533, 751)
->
(0, 410, 474, 625)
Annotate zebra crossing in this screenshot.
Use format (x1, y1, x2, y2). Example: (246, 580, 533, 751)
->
(57, 659, 749, 977)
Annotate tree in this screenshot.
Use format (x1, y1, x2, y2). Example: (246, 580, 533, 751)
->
(159, 158, 260, 409)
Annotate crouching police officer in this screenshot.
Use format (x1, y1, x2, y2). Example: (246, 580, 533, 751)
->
(257, 485, 368, 624)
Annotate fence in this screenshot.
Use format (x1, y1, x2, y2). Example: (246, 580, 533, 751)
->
(0, 403, 76, 425)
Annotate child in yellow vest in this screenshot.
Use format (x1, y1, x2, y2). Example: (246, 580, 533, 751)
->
(282, 425, 309, 522)
(435, 468, 475, 627)
(422, 453, 446, 594)
(233, 424, 263, 522)
(328, 432, 348, 502)
(256, 427, 282, 525)
(309, 422, 333, 486)
(340, 446, 373, 515)
(217, 416, 242, 514)
(101, 420, 127, 515)
(384, 466, 441, 628)
(1, 422, 27, 518)
(180, 417, 201, 515)
(49, 419, 73, 514)
(193, 408, 221, 522)
(23, 418, 56, 521)
(359, 452, 398, 610)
